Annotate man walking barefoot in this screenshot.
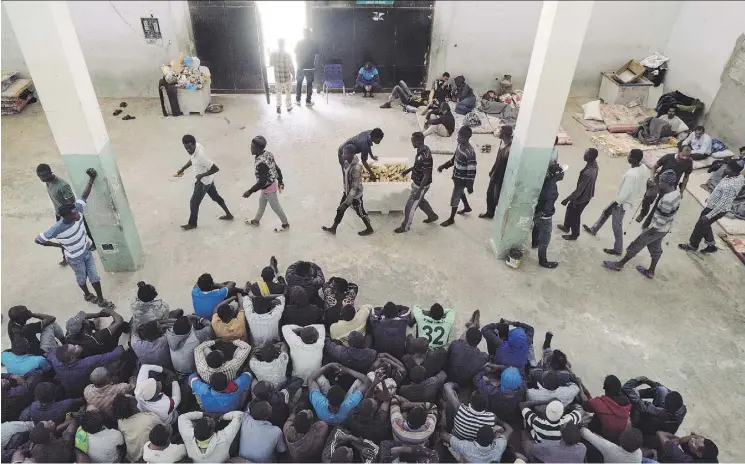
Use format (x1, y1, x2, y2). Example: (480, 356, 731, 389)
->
(174, 135, 234, 230)
(243, 136, 290, 232)
(35, 168, 115, 308)
(557, 148, 599, 240)
(438, 126, 476, 227)
(322, 147, 374, 236)
(395, 132, 439, 233)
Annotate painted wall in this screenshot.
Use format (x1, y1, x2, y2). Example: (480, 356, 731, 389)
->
(2, 1, 194, 98)
(428, 1, 680, 97)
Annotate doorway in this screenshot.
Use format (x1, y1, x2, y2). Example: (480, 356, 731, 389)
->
(257, 1, 307, 86)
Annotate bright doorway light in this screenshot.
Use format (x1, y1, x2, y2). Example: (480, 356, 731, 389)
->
(257, 1, 307, 85)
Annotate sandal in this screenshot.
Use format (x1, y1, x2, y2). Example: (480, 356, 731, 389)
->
(96, 298, 116, 309)
(84, 293, 97, 303)
(636, 265, 655, 279)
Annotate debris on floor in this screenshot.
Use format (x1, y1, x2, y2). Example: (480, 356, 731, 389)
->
(2, 77, 36, 115)
(113, 109, 122, 116)
(207, 104, 224, 113)
(119, 102, 128, 108)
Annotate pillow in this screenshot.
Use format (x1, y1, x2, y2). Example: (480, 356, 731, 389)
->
(607, 124, 637, 133)
(581, 100, 603, 121)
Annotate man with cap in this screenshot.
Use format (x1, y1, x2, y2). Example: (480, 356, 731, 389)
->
(243, 135, 290, 231)
(84, 366, 133, 412)
(64, 307, 127, 358)
(603, 169, 681, 278)
(322, 145, 375, 236)
(134, 364, 181, 424)
(520, 398, 583, 443)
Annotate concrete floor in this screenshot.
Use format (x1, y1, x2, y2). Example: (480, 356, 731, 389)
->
(2, 94, 744, 459)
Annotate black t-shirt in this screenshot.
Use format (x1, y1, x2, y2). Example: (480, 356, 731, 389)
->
(282, 304, 324, 327)
(295, 38, 318, 71)
(398, 372, 446, 403)
(430, 111, 455, 136)
(345, 408, 391, 443)
(656, 153, 693, 183)
(324, 306, 343, 330)
(402, 348, 448, 378)
(8, 321, 43, 355)
(66, 329, 117, 358)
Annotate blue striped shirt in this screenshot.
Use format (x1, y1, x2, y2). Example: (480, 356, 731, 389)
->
(37, 199, 91, 260)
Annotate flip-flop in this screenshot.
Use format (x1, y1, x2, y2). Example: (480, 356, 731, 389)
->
(218, 215, 234, 221)
(84, 293, 97, 303)
(602, 261, 622, 271)
(122, 115, 135, 120)
(636, 265, 654, 279)
(96, 298, 116, 309)
(113, 109, 122, 116)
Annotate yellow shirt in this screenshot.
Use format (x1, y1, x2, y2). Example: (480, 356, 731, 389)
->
(211, 310, 248, 341)
(330, 306, 370, 345)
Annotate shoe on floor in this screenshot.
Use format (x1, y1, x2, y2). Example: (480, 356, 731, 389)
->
(394, 226, 406, 233)
(440, 218, 455, 227)
(380, 101, 392, 109)
(539, 261, 559, 269)
(358, 228, 374, 236)
(181, 224, 197, 230)
(287, 106, 293, 112)
(306, 101, 314, 107)
(457, 207, 472, 215)
(557, 224, 569, 233)
(582, 224, 596, 236)
(603, 248, 621, 256)
(322, 226, 337, 235)
(678, 243, 696, 251)
(478, 213, 494, 219)
(561, 234, 578, 241)
(701, 245, 718, 253)
(423, 215, 439, 224)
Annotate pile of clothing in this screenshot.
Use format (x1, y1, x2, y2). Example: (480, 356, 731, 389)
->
(161, 55, 211, 91)
(1, 71, 36, 115)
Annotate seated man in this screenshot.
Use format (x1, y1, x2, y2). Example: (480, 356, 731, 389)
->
(323, 277, 359, 321)
(443, 384, 497, 440)
(251, 379, 302, 428)
(622, 376, 687, 439)
(322, 426, 379, 463)
(681, 125, 713, 160)
(324, 331, 378, 373)
(191, 273, 236, 319)
(1, 338, 50, 375)
(75, 408, 125, 463)
(390, 394, 438, 445)
(370, 302, 411, 359)
(429, 71, 453, 106)
(402, 336, 448, 378)
(244, 294, 285, 346)
(212, 297, 248, 341)
(143, 423, 188, 463)
(412, 302, 455, 350)
(523, 422, 586, 463)
(179, 410, 243, 463)
(330, 304, 370, 344)
(356, 62, 381, 97)
(16, 416, 82, 463)
(380, 80, 426, 109)
(131, 319, 173, 368)
(64, 308, 127, 358)
(285, 260, 325, 306)
(580, 374, 631, 442)
(284, 409, 330, 463)
(7, 305, 63, 356)
(166, 315, 213, 376)
(194, 338, 251, 382)
(131, 280, 173, 332)
(473, 365, 526, 424)
(239, 400, 287, 462)
(490, 319, 535, 372)
(2, 371, 45, 422)
(581, 427, 644, 463)
(423, 102, 456, 138)
(521, 398, 582, 443)
(346, 395, 392, 444)
(19, 381, 84, 423)
(249, 341, 290, 389)
(282, 286, 324, 327)
(49, 343, 125, 397)
(658, 106, 689, 135)
(308, 362, 374, 425)
(84, 366, 132, 412)
(190, 370, 251, 414)
(250, 257, 287, 296)
(526, 370, 580, 408)
(453, 75, 476, 115)
(398, 366, 447, 403)
(657, 431, 719, 463)
(446, 314, 489, 387)
(528, 337, 576, 387)
(442, 422, 512, 463)
(134, 364, 181, 424)
(283, 324, 325, 383)
(113, 393, 163, 463)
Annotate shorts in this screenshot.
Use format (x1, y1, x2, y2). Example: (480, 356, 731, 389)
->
(67, 250, 100, 285)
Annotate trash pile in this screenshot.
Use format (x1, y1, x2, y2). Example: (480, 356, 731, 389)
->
(161, 55, 211, 91)
(1, 71, 36, 115)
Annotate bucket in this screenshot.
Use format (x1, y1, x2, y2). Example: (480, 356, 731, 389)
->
(505, 248, 523, 269)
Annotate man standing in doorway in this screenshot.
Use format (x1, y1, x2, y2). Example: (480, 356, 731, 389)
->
(583, 149, 648, 256)
(479, 125, 513, 219)
(679, 159, 744, 253)
(322, 146, 374, 236)
(438, 126, 477, 227)
(603, 170, 681, 279)
(338, 129, 384, 181)
(557, 148, 599, 240)
(295, 28, 318, 107)
(243, 135, 290, 232)
(34, 168, 115, 309)
(174, 135, 234, 230)
(270, 38, 295, 114)
(395, 132, 439, 233)
(36, 163, 96, 267)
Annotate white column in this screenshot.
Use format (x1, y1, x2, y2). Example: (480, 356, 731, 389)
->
(491, 1, 594, 258)
(5, 1, 142, 271)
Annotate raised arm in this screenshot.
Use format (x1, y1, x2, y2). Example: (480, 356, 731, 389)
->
(137, 363, 163, 384)
(307, 364, 332, 392)
(80, 169, 97, 201)
(31, 311, 57, 329)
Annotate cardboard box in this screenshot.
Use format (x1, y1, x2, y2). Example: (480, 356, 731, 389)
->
(613, 60, 645, 84)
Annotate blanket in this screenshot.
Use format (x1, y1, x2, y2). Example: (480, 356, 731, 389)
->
(592, 133, 678, 158)
(478, 100, 519, 125)
(633, 117, 675, 144)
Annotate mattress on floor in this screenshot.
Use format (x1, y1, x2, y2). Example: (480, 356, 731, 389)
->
(641, 149, 716, 171)
(573, 113, 608, 132)
(592, 133, 678, 158)
(415, 106, 496, 154)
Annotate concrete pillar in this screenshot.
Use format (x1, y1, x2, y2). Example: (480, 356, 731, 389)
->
(5, 1, 142, 272)
(490, 1, 594, 258)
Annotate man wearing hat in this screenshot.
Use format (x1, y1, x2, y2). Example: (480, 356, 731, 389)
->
(243, 135, 290, 232)
(603, 169, 681, 278)
(322, 146, 375, 236)
(521, 398, 583, 443)
(135, 364, 181, 424)
(64, 307, 127, 358)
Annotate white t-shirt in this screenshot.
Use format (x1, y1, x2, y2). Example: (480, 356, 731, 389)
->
(87, 428, 125, 463)
(191, 143, 215, 185)
(143, 441, 188, 464)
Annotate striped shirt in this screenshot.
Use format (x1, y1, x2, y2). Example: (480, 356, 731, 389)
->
(390, 398, 437, 445)
(648, 190, 681, 233)
(705, 174, 744, 219)
(411, 145, 434, 187)
(522, 407, 581, 442)
(194, 339, 251, 382)
(452, 143, 477, 188)
(37, 199, 91, 260)
(243, 295, 285, 346)
(453, 404, 497, 441)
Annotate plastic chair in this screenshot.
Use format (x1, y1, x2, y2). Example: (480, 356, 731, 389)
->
(322, 64, 346, 103)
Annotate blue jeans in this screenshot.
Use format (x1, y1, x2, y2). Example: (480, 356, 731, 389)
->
(67, 250, 100, 285)
(591, 203, 626, 253)
(296, 69, 315, 102)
